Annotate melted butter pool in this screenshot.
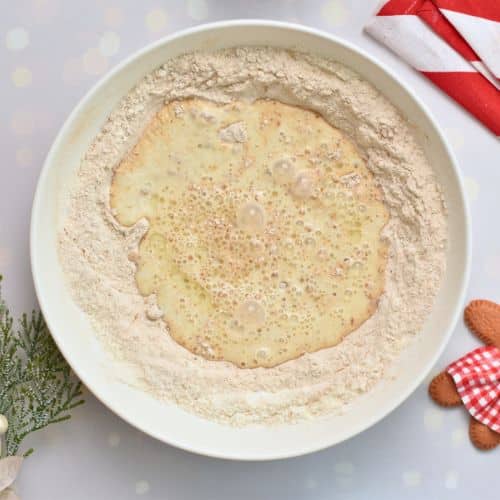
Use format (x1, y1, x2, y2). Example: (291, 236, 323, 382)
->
(110, 98, 389, 368)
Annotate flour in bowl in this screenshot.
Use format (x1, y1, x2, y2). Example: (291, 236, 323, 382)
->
(58, 47, 447, 425)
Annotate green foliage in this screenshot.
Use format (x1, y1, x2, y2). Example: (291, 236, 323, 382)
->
(0, 276, 84, 456)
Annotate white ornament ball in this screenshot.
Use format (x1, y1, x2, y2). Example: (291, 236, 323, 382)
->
(0, 414, 8, 434)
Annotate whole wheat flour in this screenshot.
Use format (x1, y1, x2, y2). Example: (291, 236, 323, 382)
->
(58, 47, 447, 425)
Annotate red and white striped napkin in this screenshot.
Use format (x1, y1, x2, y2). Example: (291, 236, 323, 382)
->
(365, 0, 500, 135)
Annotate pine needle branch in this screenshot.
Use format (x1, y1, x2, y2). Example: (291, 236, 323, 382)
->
(0, 275, 85, 456)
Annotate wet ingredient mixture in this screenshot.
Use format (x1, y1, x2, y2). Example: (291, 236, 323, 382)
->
(110, 98, 389, 368)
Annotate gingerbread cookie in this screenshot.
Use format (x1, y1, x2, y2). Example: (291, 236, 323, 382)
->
(429, 300, 500, 451)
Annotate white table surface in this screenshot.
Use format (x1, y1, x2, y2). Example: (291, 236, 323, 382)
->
(1, 1, 499, 498)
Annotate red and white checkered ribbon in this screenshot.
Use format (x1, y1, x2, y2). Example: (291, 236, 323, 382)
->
(447, 346, 500, 432)
(365, 0, 500, 135)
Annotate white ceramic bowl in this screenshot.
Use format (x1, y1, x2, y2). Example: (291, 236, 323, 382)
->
(31, 20, 470, 461)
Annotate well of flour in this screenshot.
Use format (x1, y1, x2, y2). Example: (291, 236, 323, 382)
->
(59, 47, 447, 425)
(110, 97, 389, 368)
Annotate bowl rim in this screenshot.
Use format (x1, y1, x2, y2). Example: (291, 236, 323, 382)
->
(30, 19, 471, 461)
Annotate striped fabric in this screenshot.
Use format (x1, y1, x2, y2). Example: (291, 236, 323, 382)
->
(365, 0, 500, 135)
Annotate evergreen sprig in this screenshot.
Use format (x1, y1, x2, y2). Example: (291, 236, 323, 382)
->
(0, 275, 84, 456)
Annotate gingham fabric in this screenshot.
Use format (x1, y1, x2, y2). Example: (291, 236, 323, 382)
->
(447, 346, 500, 432)
(365, 0, 500, 135)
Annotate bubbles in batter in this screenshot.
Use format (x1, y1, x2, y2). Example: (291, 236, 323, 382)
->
(255, 347, 270, 360)
(110, 98, 389, 368)
(272, 158, 296, 185)
(236, 300, 266, 326)
(291, 171, 315, 199)
(237, 202, 266, 234)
